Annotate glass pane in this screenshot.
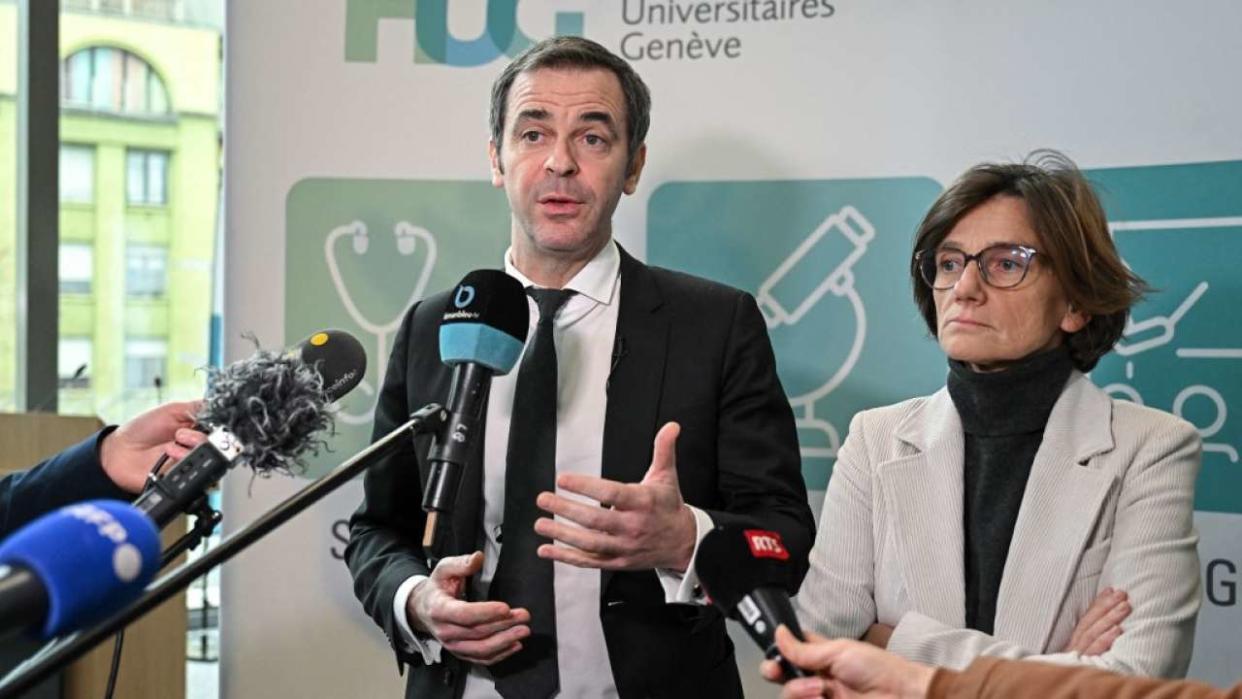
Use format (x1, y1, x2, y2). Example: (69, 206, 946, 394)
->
(59, 243, 93, 294)
(58, 12, 224, 414)
(90, 46, 114, 109)
(63, 48, 91, 105)
(61, 6, 224, 695)
(57, 337, 91, 388)
(124, 338, 166, 389)
(59, 143, 94, 202)
(133, 0, 178, 22)
(126, 244, 167, 296)
(148, 70, 169, 114)
(62, 11, 223, 420)
(0, 0, 16, 411)
(126, 149, 144, 203)
(147, 150, 166, 204)
(124, 51, 146, 112)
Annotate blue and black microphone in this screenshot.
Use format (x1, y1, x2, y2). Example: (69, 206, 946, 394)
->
(422, 270, 529, 549)
(0, 501, 161, 640)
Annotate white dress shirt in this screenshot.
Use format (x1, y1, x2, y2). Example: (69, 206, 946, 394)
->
(392, 240, 713, 698)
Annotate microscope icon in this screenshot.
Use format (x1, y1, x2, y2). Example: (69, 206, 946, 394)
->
(325, 220, 437, 425)
(757, 205, 875, 461)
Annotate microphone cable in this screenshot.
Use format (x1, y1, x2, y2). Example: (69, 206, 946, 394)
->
(103, 451, 167, 699)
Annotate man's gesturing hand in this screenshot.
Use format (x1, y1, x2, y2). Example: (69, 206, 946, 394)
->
(534, 422, 697, 573)
(407, 552, 530, 665)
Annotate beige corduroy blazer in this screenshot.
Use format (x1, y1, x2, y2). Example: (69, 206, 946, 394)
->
(795, 371, 1202, 678)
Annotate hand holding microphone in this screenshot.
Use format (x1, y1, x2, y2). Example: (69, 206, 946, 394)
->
(134, 329, 366, 529)
(698, 524, 938, 698)
(98, 401, 207, 494)
(103, 328, 364, 500)
(406, 551, 531, 666)
(0, 329, 366, 643)
(0, 330, 386, 696)
(759, 627, 937, 699)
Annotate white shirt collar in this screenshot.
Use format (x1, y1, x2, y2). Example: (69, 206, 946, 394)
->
(503, 239, 621, 307)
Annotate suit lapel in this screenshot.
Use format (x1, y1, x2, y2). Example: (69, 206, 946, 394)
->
(993, 372, 1116, 648)
(601, 247, 669, 484)
(879, 389, 967, 626)
(600, 247, 668, 593)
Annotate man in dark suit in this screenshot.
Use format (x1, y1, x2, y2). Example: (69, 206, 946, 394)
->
(0, 400, 205, 538)
(345, 36, 814, 699)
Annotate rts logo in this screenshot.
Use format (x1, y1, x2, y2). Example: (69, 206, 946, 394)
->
(345, 0, 584, 67)
(744, 529, 790, 561)
(454, 285, 476, 308)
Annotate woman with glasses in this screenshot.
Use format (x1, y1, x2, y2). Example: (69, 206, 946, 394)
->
(794, 150, 1201, 680)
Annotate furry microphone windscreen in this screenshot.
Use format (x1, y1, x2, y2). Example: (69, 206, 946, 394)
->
(196, 342, 335, 476)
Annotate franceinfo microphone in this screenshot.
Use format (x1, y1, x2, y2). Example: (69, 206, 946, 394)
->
(421, 270, 529, 549)
(697, 524, 811, 679)
(133, 329, 366, 529)
(0, 501, 160, 640)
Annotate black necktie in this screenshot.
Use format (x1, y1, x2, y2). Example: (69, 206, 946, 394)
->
(489, 287, 574, 699)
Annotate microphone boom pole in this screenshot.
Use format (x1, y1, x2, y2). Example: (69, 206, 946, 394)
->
(0, 404, 447, 699)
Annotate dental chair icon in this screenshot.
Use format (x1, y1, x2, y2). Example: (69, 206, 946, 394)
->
(1103, 281, 1237, 462)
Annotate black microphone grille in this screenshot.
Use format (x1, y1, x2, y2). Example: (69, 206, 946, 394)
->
(294, 329, 367, 402)
(696, 525, 797, 614)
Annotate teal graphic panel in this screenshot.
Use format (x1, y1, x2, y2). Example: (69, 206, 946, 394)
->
(286, 179, 510, 478)
(648, 178, 946, 489)
(1087, 161, 1242, 514)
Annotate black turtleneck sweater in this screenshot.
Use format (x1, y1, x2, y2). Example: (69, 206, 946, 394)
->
(947, 347, 1074, 634)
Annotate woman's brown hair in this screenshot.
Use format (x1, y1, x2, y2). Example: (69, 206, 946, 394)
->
(910, 150, 1147, 371)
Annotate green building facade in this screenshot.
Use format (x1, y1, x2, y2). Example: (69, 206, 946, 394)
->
(1, 1, 221, 421)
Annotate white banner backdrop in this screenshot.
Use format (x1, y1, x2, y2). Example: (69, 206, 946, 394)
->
(224, 1, 1242, 696)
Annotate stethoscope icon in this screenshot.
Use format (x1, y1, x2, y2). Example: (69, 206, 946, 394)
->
(325, 220, 437, 425)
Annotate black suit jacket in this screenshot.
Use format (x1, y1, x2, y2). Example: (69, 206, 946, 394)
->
(0, 430, 129, 540)
(346, 246, 814, 698)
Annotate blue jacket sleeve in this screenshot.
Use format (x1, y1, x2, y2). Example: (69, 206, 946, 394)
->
(0, 428, 132, 539)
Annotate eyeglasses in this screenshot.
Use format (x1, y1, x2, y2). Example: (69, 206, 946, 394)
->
(915, 243, 1040, 290)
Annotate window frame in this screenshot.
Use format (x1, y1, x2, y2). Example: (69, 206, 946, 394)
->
(126, 148, 170, 206)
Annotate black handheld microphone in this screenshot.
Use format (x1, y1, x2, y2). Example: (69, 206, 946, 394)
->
(696, 525, 811, 679)
(133, 329, 366, 528)
(421, 271, 528, 549)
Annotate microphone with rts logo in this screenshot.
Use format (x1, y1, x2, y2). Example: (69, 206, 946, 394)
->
(696, 524, 812, 679)
(422, 270, 529, 551)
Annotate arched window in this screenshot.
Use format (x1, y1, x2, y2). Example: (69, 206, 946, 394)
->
(61, 46, 171, 115)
